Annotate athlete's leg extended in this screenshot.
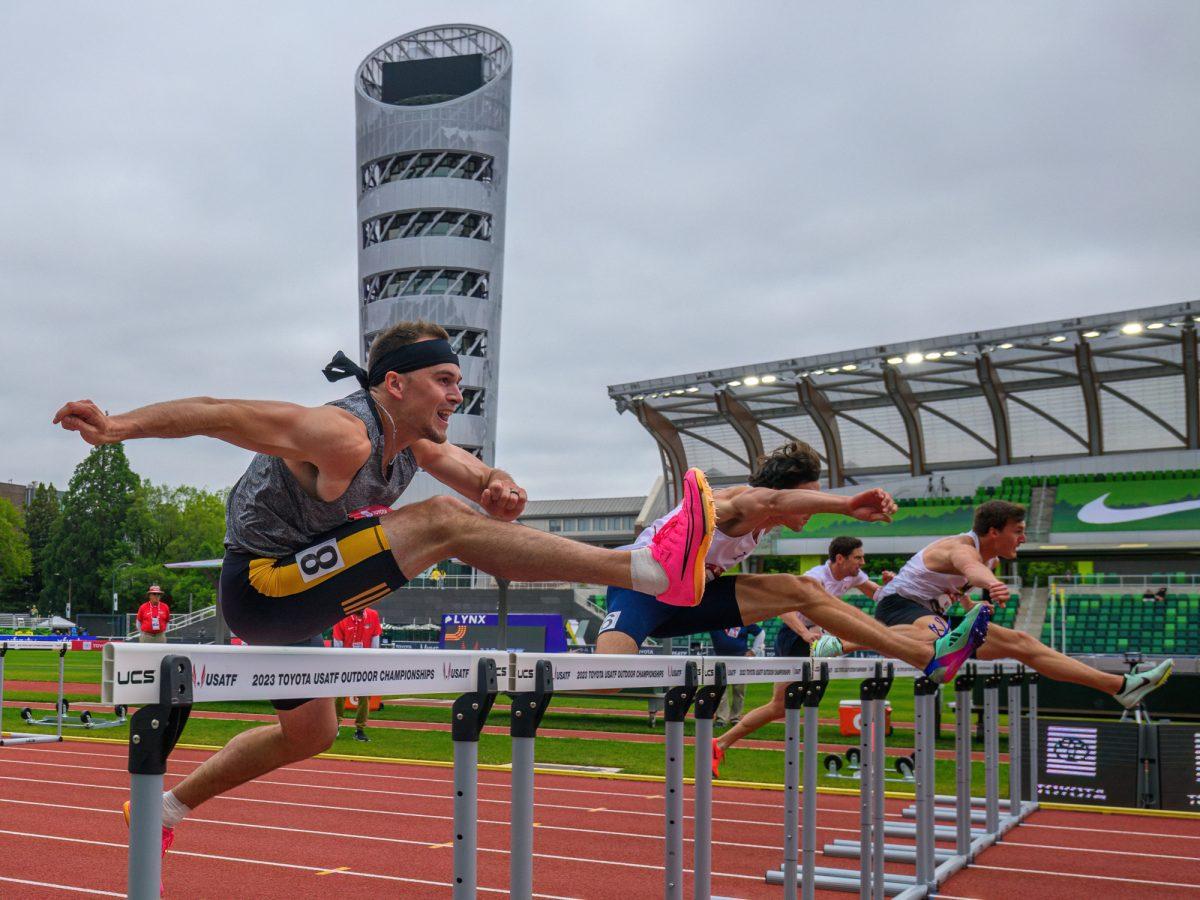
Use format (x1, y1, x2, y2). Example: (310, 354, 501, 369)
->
(717, 680, 787, 753)
(977, 622, 1123, 694)
(732, 574, 936, 669)
(171, 699, 339, 811)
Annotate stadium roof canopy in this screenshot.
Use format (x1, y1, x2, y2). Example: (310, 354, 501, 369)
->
(609, 300, 1200, 494)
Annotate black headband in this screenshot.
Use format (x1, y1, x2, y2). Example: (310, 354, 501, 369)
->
(322, 340, 460, 389)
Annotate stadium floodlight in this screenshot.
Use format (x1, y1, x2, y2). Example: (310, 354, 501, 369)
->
(924, 351, 942, 360)
(727, 380, 741, 387)
(1147, 322, 1165, 330)
(1082, 330, 1101, 338)
(1050, 335, 1067, 342)
(761, 374, 778, 384)
(842, 364, 857, 371)
(673, 389, 685, 395)
(743, 376, 760, 386)
(632, 395, 645, 401)
(904, 351, 923, 365)
(686, 386, 700, 393)
(1121, 322, 1144, 335)
(886, 356, 903, 365)
(998, 342, 1014, 349)
(943, 350, 958, 357)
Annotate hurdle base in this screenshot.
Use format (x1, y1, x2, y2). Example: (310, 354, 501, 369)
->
(883, 822, 985, 841)
(766, 864, 916, 896)
(0, 732, 63, 746)
(822, 839, 955, 864)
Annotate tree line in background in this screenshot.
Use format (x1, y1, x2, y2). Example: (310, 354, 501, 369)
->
(0, 444, 226, 616)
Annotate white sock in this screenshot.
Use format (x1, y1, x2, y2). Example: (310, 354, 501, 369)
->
(162, 790, 191, 829)
(630, 547, 668, 595)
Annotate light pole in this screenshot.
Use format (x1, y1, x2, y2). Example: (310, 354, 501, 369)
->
(112, 562, 132, 614)
(53, 572, 74, 619)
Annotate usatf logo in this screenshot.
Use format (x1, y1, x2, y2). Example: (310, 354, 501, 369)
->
(442, 662, 471, 679)
(192, 665, 238, 688)
(193, 665, 206, 687)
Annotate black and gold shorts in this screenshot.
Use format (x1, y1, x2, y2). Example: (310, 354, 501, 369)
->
(220, 516, 407, 651)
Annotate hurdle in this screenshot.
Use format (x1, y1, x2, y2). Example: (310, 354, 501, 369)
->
(104, 643, 1038, 899)
(764, 658, 1040, 899)
(0, 640, 67, 746)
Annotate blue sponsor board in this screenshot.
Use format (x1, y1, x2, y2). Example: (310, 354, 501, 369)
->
(440, 613, 566, 653)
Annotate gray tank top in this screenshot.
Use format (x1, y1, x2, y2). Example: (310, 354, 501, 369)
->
(224, 390, 419, 557)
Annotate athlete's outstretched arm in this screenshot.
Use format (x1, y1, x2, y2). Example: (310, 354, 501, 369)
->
(780, 610, 820, 642)
(53, 397, 369, 477)
(946, 544, 1011, 604)
(718, 486, 896, 528)
(411, 440, 527, 521)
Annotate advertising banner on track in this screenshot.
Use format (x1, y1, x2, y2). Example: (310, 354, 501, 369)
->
(102, 643, 508, 705)
(1158, 723, 1200, 811)
(1036, 717, 1139, 807)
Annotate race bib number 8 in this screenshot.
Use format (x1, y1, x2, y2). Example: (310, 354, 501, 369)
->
(297, 538, 346, 583)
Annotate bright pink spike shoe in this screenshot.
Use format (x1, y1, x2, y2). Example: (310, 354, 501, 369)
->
(711, 738, 725, 779)
(650, 467, 716, 607)
(123, 800, 174, 897)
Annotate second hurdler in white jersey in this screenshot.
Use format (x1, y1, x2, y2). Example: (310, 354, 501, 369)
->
(784, 537, 892, 639)
(874, 531, 997, 616)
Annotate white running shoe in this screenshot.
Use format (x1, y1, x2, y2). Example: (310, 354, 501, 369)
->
(1114, 658, 1173, 709)
(811, 635, 844, 657)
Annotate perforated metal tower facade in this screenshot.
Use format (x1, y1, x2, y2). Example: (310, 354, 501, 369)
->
(355, 25, 512, 475)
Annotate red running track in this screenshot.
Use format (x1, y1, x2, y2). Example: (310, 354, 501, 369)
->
(0, 741, 1195, 898)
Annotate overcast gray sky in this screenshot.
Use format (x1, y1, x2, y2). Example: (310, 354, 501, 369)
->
(2, 2, 1198, 500)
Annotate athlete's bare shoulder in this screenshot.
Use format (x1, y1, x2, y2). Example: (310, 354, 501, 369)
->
(922, 533, 979, 573)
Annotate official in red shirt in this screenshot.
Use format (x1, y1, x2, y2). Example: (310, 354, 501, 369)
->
(333, 607, 383, 742)
(137, 586, 171, 643)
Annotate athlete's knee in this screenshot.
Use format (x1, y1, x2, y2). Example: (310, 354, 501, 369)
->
(409, 495, 475, 543)
(1004, 626, 1040, 657)
(279, 704, 338, 758)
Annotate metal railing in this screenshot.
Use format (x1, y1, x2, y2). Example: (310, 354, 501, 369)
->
(125, 605, 217, 642)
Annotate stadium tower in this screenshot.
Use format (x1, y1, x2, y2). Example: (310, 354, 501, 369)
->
(355, 26, 512, 487)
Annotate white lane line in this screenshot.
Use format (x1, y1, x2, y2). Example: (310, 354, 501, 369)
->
(0, 795, 863, 851)
(971, 864, 1200, 890)
(1002, 840, 1200, 862)
(0, 760, 873, 827)
(0, 829, 578, 899)
(1021, 821, 1200, 842)
(0, 746, 869, 811)
(0, 875, 123, 896)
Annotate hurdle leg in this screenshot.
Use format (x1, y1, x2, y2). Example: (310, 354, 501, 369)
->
(510, 660, 553, 900)
(801, 664, 829, 900)
(692, 662, 725, 900)
(1007, 668, 1024, 822)
(983, 667, 1002, 836)
(126, 655, 193, 900)
(451, 658, 498, 900)
(55, 643, 66, 741)
(1026, 674, 1040, 816)
(870, 666, 893, 900)
(782, 681, 804, 900)
(955, 666, 976, 857)
(913, 676, 938, 891)
(664, 662, 698, 900)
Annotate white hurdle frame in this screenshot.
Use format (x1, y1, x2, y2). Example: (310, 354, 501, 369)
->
(0, 640, 67, 746)
(103, 644, 1038, 899)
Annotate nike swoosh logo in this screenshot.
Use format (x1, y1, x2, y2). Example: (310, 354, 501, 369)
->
(1077, 492, 1200, 525)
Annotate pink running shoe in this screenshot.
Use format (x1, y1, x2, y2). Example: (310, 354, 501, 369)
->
(650, 467, 715, 607)
(711, 738, 725, 779)
(123, 800, 174, 897)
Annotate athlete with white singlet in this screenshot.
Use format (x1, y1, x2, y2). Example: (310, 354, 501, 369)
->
(811, 500, 1173, 710)
(597, 442, 990, 689)
(711, 536, 893, 776)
